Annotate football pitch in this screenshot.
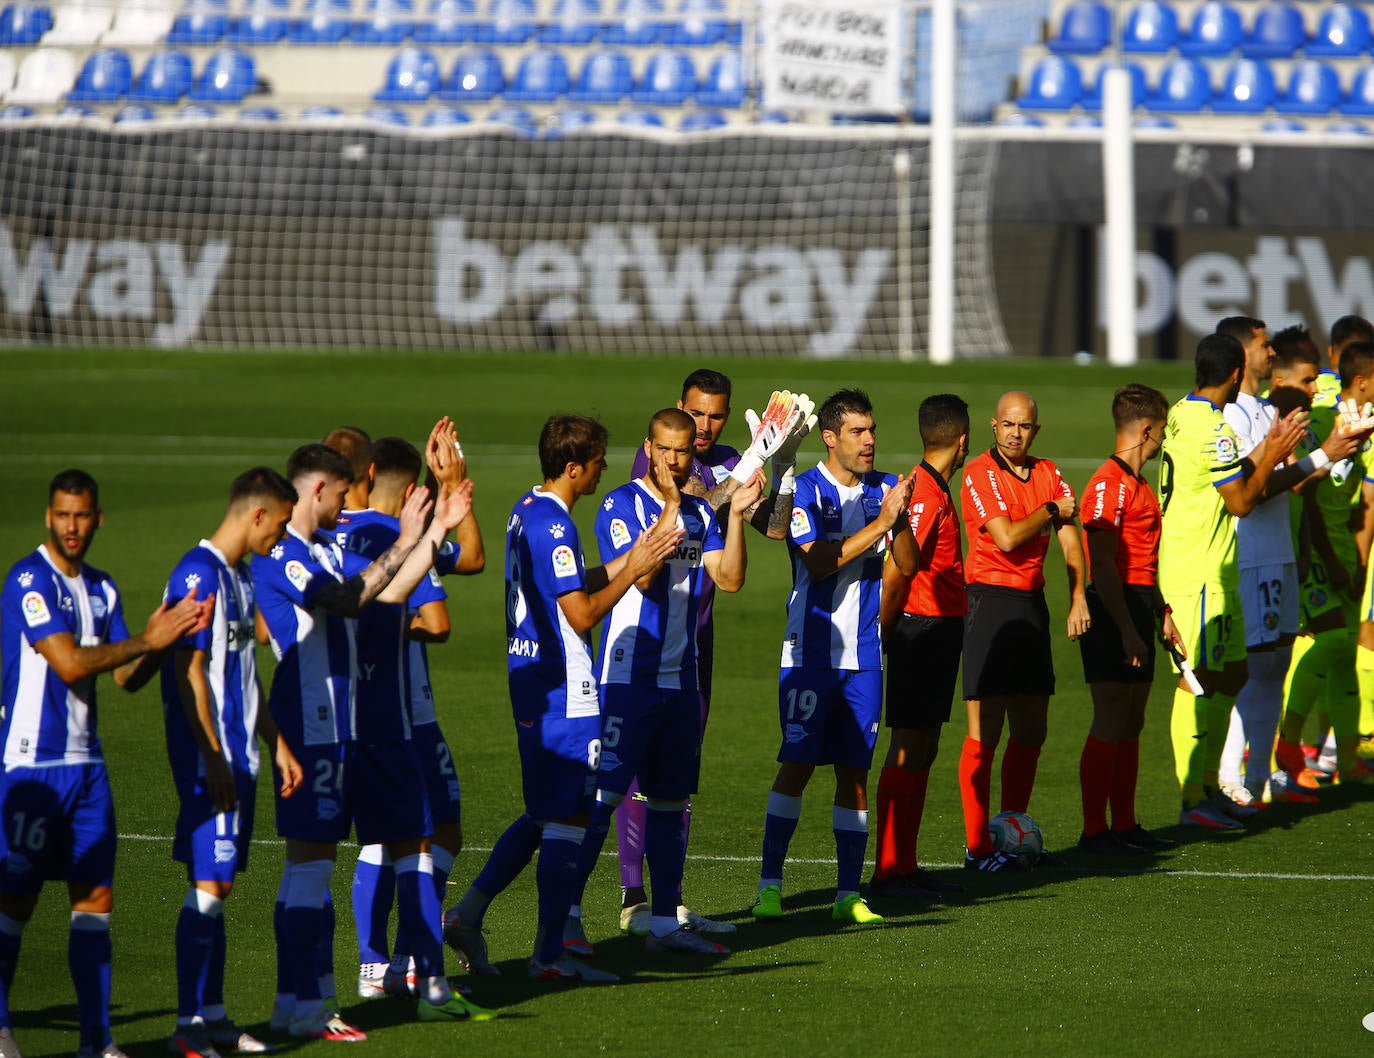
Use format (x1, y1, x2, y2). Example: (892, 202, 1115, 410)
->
(2, 349, 1371, 1058)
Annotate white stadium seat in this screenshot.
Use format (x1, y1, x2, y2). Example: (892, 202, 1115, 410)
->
(0, 52, 15, 97)
(102, 0, 175, 46)
(43, 0, 115, 46)
(7, 48, 78, 105)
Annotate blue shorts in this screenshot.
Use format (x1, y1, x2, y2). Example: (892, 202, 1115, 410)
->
(598, 684, 701, 800)
(275, 742, 350, 844)
(412, 723, 462, 828)
(516, 713, 599, 822)
(776, 668, 883, 770)
(0, 762, 116, 895)
(174, 769, 258, 883)
(348, 740, 431, 847)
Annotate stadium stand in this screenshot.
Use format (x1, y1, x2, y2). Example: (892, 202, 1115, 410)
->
(189, 46, 256, 100)
(167, 0, 230, 45)
(438, 47, 503, 101)
(127, 47, 193, 102)
(1121, 1, 1178, 53)
(374, 44, 441, 100)
(504, 47, 570, 101)
(1046, 1, 1111, 55)
(42, 0, 111, 46)
(7, 45, 74, 103)
(568, 47, 633, 103)
(65, 46, 132, 101)
(1307, 3, 1370, 57)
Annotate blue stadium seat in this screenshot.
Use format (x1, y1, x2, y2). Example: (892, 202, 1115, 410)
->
(1015, 55, 1083, 110)
(471, 0, 534, 44)
(189, 48, 256, 102)
(619, 106, 664, 127)
(1327, 119, 1370, 135)
(413, 0, 473, 42)
(366, 104, 411, 124)
(0, 104, 33, 118)
(299, 104, 345, 120)
(1275, 59, 1339, 115)
(1260, 116, 1305, 133)
(1340, 65, 1374, 115)
(1307, 4, 1370, 59)
(601, 0, 663, 46)
(663, 0, 727, 47)
(542, 106, 596, 136)
(1212, 58, 1276, 112)
(56, 103, 96, 118)
(1178, 2, 1242, 57)
(228, 0, 290, 43)
(66, 48, 133, 103)
(695, 49, 744, 107)
(439, 49, 503, 101)
(423, 104, 470, 124)
(0, 4, 52, 45)
(631, 48, 695, 104)
(1146, 57, 1210, 111)
(114, 103, 156, 123)
(1133, 114, 1176, 129)
(168, 0, 230, 45)
(567, 47, 631, 102)
(504, 48, 570, 101)
(679, 107, 725, 130)
(1121, 1, 1177, 54)
(375, 45, 441, 101)
(539, 0, 599, 44)
(1240, 2, 1304, 60)
(352, 0, 415, 44)
(240, 104, 281, 119)
(127, 49, 194, 104)
(178, 102, 218, 119)
(484, 104, 537, 135)
(997, 112, 1045, 128)
(288, 0, 352, 43)
(1046, 1, 1111, 55)
(1080, 61, 1146, 111)
(756, 109, 790, 123)
(1066, 114, 1102, 129)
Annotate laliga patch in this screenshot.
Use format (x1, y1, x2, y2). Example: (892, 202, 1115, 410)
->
(284, 560, 311, 592)
(790, 507, 811, 537)
(609, 518, 631, 550)
(1214, 434, 1238, 465)
(20, 591, 50, 628)
(551, 545, 577, 579)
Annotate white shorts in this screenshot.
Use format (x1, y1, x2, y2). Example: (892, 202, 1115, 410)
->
(1240, 562, 1300, 647)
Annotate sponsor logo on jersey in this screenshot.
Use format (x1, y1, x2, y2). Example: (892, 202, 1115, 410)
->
(285, 560, 311, 592)
(965, 475, 988, 518)
(552, 545, 577, 579)
(1215, 434, 1238, 466)
(214, 838, 237, 864)
(20, 591, 50, 627)
(508, 636, 540, 658)
(790, 507, 811, 537)
(225, 619, 254, 646)
(672, 543, 702, 564)
(609, 518, 631, 549)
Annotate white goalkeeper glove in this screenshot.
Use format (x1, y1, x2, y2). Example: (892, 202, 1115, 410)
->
(1337, 397, 1374, 435)
(731, 390, 802, 484)
(770, 391, 817, 472)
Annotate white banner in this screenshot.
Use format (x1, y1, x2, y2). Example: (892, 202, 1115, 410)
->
(760, 0, 904, 114)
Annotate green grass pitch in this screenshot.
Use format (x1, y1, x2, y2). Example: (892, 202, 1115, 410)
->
(1, 350, 1371, 1058)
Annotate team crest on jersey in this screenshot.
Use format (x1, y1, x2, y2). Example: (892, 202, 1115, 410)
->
(90, 596, 107, 619)
(603, 497, 615, 511)
(285, 560, 311, 592)
(16, 572, 31, 588)
(552, 545, 577, 579)
(790, 507, 811, 536)
(270, 544, 284, 560)
(317, 797, 340, 821)
(1264, 612, 1279, 631)
(784, 723, 807, 744)
(609, 518, 631, 549)
(20, 591, 50, 628)
(214, 839, 236, 864)
(1215, 434, 1238, 465)
(549, 523, 567, 539)
(600, 750, 621, 771)
(185, 572, 201, 591)
(1309, 587, 1327, 607)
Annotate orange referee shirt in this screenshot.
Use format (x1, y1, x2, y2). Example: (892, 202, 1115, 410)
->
(900, 461, 967, 618)
(1081, 455, 1160, 588)
(961, 448, 1074, 591)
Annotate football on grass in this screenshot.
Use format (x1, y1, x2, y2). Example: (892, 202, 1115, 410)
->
(989, 811, 1044, 865)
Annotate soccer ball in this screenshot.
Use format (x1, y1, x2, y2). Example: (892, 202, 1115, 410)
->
(989, 811, 1044, 866)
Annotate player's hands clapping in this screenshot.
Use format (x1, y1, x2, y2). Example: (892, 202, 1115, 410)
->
(426, 416, 467, 488)
(878, 474, 915, 532)
(732, 390, 803, 483)
(397, 484, 434, 548)
(1267, 407, 1310, 462)
(625, 522, 685, 581)
(143, 587, 215, 650)
(433, 479, 474, 532)
(771, 392, 818, 470)
(730, 473, 764, 516)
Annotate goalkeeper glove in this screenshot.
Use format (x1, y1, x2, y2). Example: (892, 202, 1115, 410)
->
(731, 390, 802, 484)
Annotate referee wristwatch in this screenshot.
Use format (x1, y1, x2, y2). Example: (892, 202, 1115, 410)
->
(1043, 500, 1060, 525)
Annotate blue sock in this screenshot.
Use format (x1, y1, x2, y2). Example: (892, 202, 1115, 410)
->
(350, 846, 393, 965)
(645, 805, 687, 922)
(761, 792, 803, 885)
(574, 799, 614, 906)
(534, 822, 584, 965)
(461, 814, 541, 927)
(395, 854, 443, 983)
(832, 806, 869, 896)
(204, 912, 227, 1020)
(70, 912, 112, 1053)
(284, 907, 323, 1002)
(0, 913, 25, 1028)
(174, 890, 221, 1021)
(317, 889, 335, 1001)
(273, 865, 292, 998)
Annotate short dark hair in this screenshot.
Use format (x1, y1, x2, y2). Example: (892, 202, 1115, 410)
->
(1195, 333, 1245, 389)
(322, 426, 373, 484)
(539, 414, 609, 481)
(1331, 314, 1374, 351)
(287, 443, 355, 485)
(647, 407, 695, 439)
(1339, 340, 1374, 389)
(917, 394, 969, 449)
(228, 466, 297, 510)
(1111, 383, 1169, 429)
(1271, 325, 1319, 372)
(818, 388, 874, 436)
(1216, 316, 1265, 345)
(49, 469, 99, 506)
(370, 437, 423, 490)
(680, 369, 732, 403)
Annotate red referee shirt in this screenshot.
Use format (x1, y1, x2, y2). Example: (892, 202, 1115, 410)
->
(1080, 455, 1160, 587)
(900, 461, 966, 618)
(961, 448, 1074, 592)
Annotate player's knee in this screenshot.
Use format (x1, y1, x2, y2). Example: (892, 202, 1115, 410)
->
(284, 859, 333, 908)
(645, 798, 688, 813)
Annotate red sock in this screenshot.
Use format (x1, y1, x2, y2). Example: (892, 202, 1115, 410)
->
(958, 737, 995, 856)
(1110, 739, 1139, 832)
(1000, 738, 1041, 813)
(1079, 736, 1116, 837)
(874, 765, 928, 880)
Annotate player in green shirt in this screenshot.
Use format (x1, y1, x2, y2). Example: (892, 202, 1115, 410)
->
(1312, 315, 1373, 410)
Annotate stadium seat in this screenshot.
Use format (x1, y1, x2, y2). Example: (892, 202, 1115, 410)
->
(695, 48, 744, 106)
(65, 47, 132, 101)
(755, 108, 790, 123)
(601, 0, 663, 46)
(127, 48, 193, 103)
(413, 0, 473, 43)
(167, 0, 229, 45)
(1259, 116, 1305, 133)
(439, 49, 503, 101)
(483, 103, 536, 134)
(1146, 57, 1210, 111)
(1066, 113, 1102, 129)
(1327, 119, 1370, 135)
(43, 0, 113, 45)
(288, 0, 352, 43)
(618, 106, 663, 127)
(102, 0, 175, 46)
(663, 0, 727, 47)
(1046, 1, 1111, 55)
(542, 105, 596, 135)
(1014, 55, 1083, 110)
(374, 45, 440, 101)
(113, 102, 156, 122)
(1211, 57, 1276, 113)
(679, 107, 725, 130)
(1275, 59, 1339, 115)
(1121, 1, 1177, 54)
(1307, 4, 1370, 59)
(631, 48, 695, 104)
(189, 47, 255, 101)
(504, 48, 569, 102)
(0, 4, 52, 45)
(539, 0, 599, 45)
(1340, 65, 1374, 115)
(0, 50, 12, 92)
(6, 46, 74, 103)
(366, 104, 410, 124)
(1080, 60, 1146, 111)
(1177, 2, 1242, 58)
(299, 104, 345, 120)
(1133, 114, 1175, 129)
(471, 0, 533, 44)
(177, 101, 217, 119)
(0, 103, 33, 117)
(352, 0, 415, 44)
(227, 0, 289, 44)
(567, 47, 631, 102)
(1240, 2, 1304, 60)
(422, 103, 470, 124)
(240, 103, 280, 119)
(997, 112, 1045, 128)
(55, 102, 94, 117)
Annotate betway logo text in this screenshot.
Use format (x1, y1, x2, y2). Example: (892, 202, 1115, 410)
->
(433, 218, 890, 357)
(0, 224, 229, 347)
(1099, 233, 1374, 336)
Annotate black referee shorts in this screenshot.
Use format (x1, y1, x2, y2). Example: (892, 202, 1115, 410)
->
(884, 614, 963, 730)
(961, 584, 1054, 699)
(1077, 583, 1157, 685)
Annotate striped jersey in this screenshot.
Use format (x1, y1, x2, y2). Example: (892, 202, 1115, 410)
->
(1158, 393, 1244, 592)
(0, 545, 130, 768)
(160, 540, 262, 781)
(781, 462, 894, 672)
(595, 480, 723, 690)
(1223, 391, 1295, 569)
